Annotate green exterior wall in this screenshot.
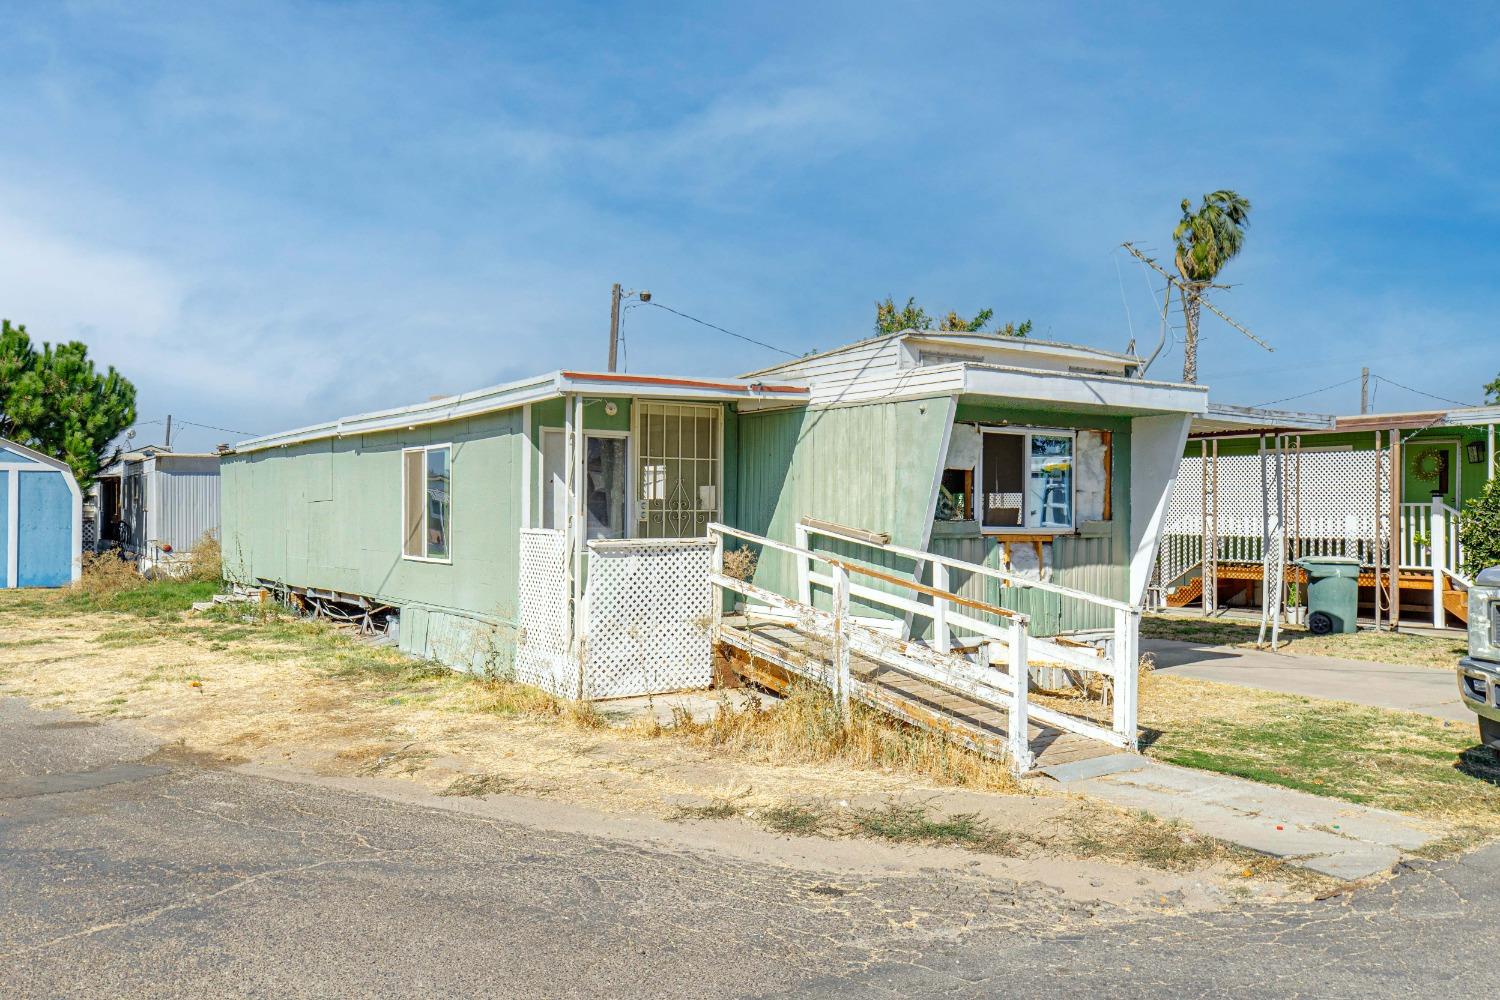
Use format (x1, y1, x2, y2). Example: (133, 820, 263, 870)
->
(926, 402, 1133, 635)
(733, 397, 952, 615)
(732, 396, 1137, 636)
(222, 394, 738, 671)
(221, 407, 527, 672)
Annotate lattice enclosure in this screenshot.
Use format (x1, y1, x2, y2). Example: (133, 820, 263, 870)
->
(1154, 447, 1394, 606)
(516, 529, 574, 697)
(583, 538, 715, 699)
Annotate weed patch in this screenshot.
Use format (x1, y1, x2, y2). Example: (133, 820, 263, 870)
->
(671, 800, 744, 821)
(439, 773, 516, 798)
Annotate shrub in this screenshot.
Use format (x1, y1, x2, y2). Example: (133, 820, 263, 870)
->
(74, 550, 147, 599)
(1460, 475, 1500, 578)
(185, 531, 223, 583)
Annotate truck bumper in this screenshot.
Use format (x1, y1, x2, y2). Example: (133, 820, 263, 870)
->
(1458, 658, 1500, 728)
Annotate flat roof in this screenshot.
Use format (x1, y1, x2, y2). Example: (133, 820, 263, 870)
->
(740, 330, 1140, 378)
(1190, 403, 1338, 437)
(232, 369, 807, 453)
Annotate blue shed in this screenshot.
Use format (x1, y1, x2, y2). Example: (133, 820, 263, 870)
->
(1, 437, 82, 588)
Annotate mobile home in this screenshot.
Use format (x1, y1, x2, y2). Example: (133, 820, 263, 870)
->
(222, 331, 1207, 767)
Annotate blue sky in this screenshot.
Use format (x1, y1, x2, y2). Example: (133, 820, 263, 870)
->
(2, 1, 1498, 452)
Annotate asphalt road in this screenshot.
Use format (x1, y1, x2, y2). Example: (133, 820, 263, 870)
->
(2, 696, 1495, 999)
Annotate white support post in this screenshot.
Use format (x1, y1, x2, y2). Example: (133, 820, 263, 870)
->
(931, 561, 951, 654)
(710, 528, 725, 639)
(1007, 622, 1033, 773)
(794, 522, 812, 608)
(567, 393, 587, 699)
(1431, 496, 1447, 628)
(1112, 607, 1140, 751)
(830, 562, 852, 724)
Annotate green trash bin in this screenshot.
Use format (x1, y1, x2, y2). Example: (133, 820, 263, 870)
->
(1296, 556, 1361, 635)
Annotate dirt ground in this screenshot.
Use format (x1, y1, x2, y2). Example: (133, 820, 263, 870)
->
(0, 596, 1339, 911)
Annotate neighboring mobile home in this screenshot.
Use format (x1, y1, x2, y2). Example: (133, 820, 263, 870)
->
(222, 330, 1207, 708)
(0, 437, 82, 588)
(94, 448, 222, 566)
(1155, 404, 1499, 628)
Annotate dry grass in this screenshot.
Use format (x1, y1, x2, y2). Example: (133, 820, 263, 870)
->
(630, 684, 1020, 793)
(721, 545, 758, 582)
(0, 586, 1022, 823)
(1143, 613, 1468, 670)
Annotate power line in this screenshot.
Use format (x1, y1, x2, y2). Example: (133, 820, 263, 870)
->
(131, 416, 260, 437)
(642, 301, 800, 358)
(1372, 374, 1477, 409)
(1253, 375, 1362, 409)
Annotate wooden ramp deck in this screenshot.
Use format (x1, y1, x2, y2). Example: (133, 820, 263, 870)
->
(715, 615, 1119, 774)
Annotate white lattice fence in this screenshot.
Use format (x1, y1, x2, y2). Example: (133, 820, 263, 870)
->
(583, 538, 715, 699)
(516, 529, 574, 697)
(1157, 450, 1391, 568)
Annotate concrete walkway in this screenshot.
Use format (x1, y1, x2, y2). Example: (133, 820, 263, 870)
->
(1041, 754, 1441, 880)
(1141, 637, 1470, 723)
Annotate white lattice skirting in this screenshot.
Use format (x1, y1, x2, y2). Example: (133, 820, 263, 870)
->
(516, 529, 574, 697)
(515, 531, 716, 700)
(583, 538, 715, 699)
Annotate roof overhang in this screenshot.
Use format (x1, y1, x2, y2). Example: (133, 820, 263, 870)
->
(960, 364, 1207, 416)
(1190, 403, 1338, 438)
(739, 330, 1142, 379)
(902, 332, 1140, 370)
(232, 370, 807, 453)
(1335, 411, 1448, 433)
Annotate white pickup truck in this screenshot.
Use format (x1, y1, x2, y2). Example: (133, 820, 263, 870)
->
(1458, 566, 1500, 750)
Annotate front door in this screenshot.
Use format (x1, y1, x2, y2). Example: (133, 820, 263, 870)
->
(1403, 441, 1460, 507)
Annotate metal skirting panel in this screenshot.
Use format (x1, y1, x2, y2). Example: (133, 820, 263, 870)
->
(583, 539, 715, 699)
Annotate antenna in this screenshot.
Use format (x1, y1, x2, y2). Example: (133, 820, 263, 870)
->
(1121, 241, 1273, 379)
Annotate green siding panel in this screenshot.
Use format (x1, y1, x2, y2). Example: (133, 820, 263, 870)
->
(734, 397, 952, 615)
(222, 407, 525, 634)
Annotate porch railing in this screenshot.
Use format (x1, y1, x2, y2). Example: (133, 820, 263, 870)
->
(708, 521, 1139, 771)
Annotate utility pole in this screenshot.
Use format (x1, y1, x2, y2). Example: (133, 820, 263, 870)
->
(1360, 367, 1370, 414)
(164, 414, 173, 450)
(607, 283, 622, 372)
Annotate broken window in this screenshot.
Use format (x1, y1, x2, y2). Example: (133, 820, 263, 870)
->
(402, 444, 451, 560)
(936, 468, 974, 521)
(636, 402, 720, 538)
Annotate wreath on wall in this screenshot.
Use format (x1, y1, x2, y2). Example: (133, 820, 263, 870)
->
(1412, 447, 1447, 482)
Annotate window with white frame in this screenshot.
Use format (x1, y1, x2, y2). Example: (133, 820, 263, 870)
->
(403, 444, 451, 560)
(635, 401, 720, 538)
(979, 428, 1074, 531)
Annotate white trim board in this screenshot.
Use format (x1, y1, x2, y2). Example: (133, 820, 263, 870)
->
(6, 470, 17, 588)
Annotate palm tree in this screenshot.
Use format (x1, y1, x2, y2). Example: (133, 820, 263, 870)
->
(1173, 191, 1251, 383)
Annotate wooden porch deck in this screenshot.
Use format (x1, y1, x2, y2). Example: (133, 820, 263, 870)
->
(1164, 562, 1468, 621)
(715, 614, 1119, 774)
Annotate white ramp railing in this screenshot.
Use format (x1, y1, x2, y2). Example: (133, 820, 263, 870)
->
(708, 522, 1140, 771)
